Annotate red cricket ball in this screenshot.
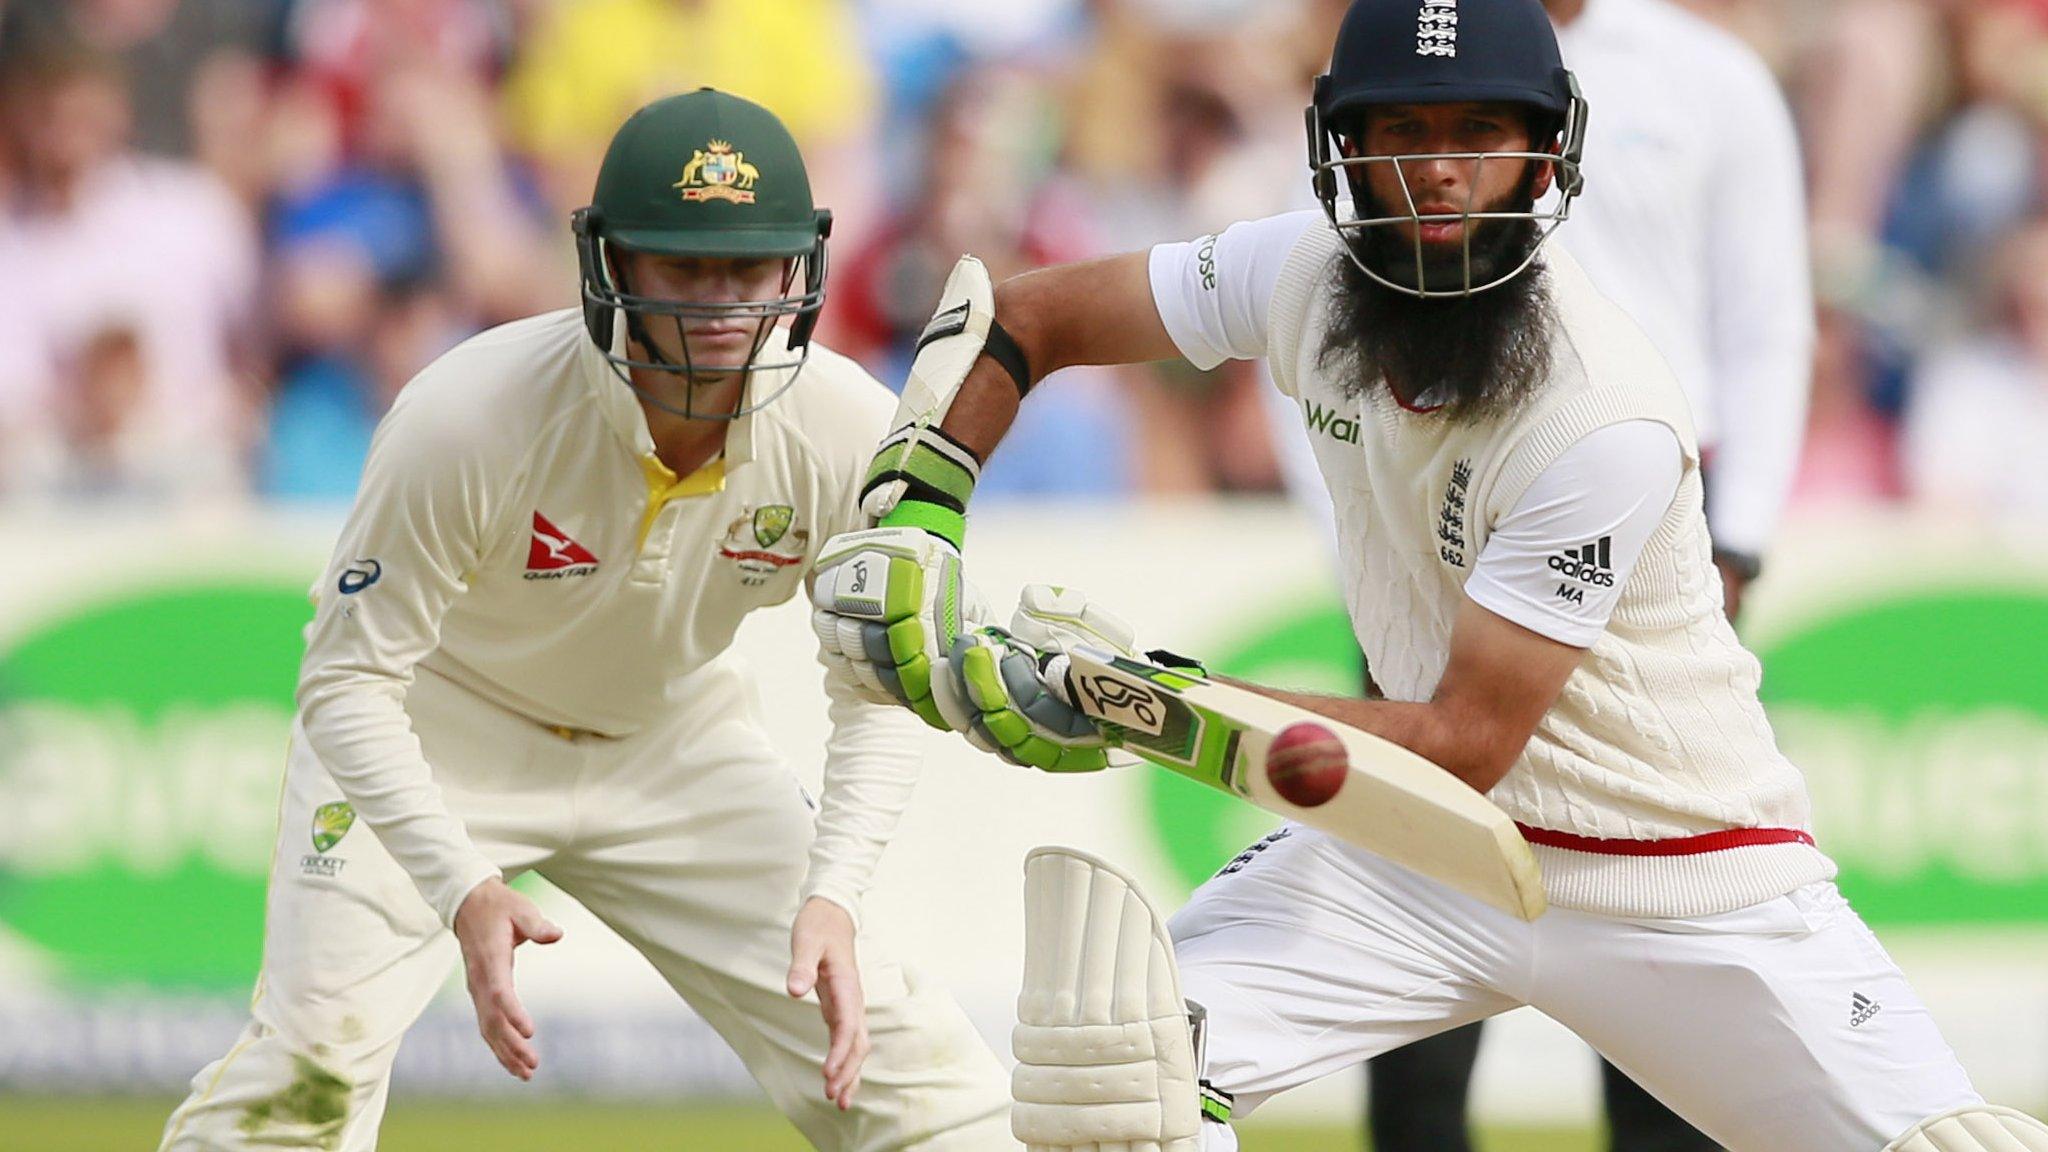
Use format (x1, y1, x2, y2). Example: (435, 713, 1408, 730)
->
(1265, 721, 1348, 808)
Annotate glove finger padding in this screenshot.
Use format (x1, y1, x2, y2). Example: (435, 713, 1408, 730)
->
(812, 527, 984, 733)
(811, 607, 894, 704)
(1011, 584, 1140, 659)
(953, 628, 1113, 774)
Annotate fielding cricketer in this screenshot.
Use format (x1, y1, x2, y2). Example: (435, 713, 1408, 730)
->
(808, 0, 2048, 1149)
(158, 90, 1013, 1152)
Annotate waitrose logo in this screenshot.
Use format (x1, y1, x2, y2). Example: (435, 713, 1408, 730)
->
(0, 585, 309, 989)
(1303, 399, 1361, 446)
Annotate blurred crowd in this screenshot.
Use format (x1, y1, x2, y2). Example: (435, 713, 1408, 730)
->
(1, 0, 2046, 515)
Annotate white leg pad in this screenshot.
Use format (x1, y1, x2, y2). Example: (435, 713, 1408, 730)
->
(1885, 1106, 2048, 1152)
(1011, 846, 1202, 1152)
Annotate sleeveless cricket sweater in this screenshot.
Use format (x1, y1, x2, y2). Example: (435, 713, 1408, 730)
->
(1266, 229, 1835, 918)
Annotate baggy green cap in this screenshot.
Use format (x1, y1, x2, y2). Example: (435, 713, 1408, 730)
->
(591, 87, 822, 257)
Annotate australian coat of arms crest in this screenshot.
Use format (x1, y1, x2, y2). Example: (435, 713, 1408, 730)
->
(674, 139, 759, 204)
(717, 503, 808, 585)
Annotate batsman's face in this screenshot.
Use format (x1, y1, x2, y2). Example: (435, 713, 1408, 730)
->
(1349, 102, 1551, 247)
(614, 250, 792, 372)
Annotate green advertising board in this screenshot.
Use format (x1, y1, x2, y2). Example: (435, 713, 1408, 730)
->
(1147, 587, 2048, 927)
(1757, 589, 2048, 925)
(0, 583, 311, 990)
(3, 522, 2044, 1016)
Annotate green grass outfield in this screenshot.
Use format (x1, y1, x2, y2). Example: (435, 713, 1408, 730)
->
(6, 1097, 1594, 1150)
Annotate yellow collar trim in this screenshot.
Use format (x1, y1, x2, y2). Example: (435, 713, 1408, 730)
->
(638, 453, 726, 549)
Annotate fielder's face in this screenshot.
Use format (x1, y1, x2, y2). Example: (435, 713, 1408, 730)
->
(613, 250, 793, 377)
(1348, 101, 1554, 249)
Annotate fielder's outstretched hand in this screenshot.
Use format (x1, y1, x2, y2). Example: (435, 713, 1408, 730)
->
(787, 897, 870, 1110)
(452, 877, 562, 1081)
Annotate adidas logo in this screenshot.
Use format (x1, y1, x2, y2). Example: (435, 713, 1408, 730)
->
(524, 511, 599, 580)
(1850, 992, 1882, 1028)
(1547, 535, 1616, 587)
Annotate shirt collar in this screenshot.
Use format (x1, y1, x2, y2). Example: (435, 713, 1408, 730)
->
(577, 317, 762, 469)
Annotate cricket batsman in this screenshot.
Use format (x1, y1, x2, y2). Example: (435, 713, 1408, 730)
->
(158, 90, 1013, 1151)
(807, 1, 2048, 1148)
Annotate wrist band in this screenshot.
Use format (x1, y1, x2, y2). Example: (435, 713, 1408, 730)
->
(982, 318, 1035, 397)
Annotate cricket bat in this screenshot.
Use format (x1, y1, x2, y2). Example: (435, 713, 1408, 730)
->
(1066, 647, 1547, 921)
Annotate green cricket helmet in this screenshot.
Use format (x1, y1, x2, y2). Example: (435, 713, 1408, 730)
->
(573, 88, 832, 418)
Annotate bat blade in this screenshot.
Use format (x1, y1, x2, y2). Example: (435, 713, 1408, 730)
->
(1066, 647, 1547, 921)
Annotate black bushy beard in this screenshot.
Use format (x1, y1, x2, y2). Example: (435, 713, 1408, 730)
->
(1318, 189, 1558, 424)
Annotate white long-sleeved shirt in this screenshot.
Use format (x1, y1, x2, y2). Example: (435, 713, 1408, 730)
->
(1555, 0, 1814, 557)
(296, 309, 921, 926)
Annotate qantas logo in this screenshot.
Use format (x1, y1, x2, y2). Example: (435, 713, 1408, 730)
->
(525, 512, 598, 580)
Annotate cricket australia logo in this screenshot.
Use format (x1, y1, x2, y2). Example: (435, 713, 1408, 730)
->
(717, 503, 808, 586)
(1437, 458, 1471, 568)
(674, 139, 759, 204)
(301, 801, 355, 878)
(1417, 0, 1459, 57)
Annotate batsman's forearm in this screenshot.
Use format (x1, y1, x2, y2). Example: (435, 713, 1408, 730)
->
(936, 253, 1178, 464)
(935, 357, 1024, 465)
(1232, 682, 1517, 794)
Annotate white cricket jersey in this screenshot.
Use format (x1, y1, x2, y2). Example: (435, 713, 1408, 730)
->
(297, 309, 922, 925)
(1156, 212, 1682, 648)
(1555, 0, 1814, 556)
(1150, 213, 1833, 918)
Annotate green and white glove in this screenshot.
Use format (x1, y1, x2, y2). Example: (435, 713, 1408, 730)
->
(1002, 584, 1208, 717)
(950, 626, 1115, 773)
(946, 585, 1205, 774)
(811, 526, 985, 732)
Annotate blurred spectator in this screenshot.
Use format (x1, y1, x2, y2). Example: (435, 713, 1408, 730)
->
(275, 61, 557, 321)
(13, 324, 173, 498)
(1067, 0, 1307, 494)
(0, 0, 275, 159)
(0, 0, 2036, 513)
(284, 0, 514, 157)
(503, 0, 878, 233)
(0, 44, 259, 502)
(256, 53, 549, 496)
(262, 271, 465, 500)
(1905, 218, 2048, 513)
(833, 64, 1131, 497)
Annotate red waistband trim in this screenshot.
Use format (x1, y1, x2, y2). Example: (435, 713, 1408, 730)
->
(1515, 823, 1816, 857)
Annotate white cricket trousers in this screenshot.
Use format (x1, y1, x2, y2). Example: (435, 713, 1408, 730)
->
(159, 664, 1012, 1151)
(1175, 827, 1982, 1152)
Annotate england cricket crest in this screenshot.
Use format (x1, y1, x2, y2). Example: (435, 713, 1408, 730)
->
(674, 140, 759, 204)
(718, 503, 808, 585)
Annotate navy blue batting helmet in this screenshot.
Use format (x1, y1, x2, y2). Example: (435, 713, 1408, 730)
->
(1306, 0, 1588, 297)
